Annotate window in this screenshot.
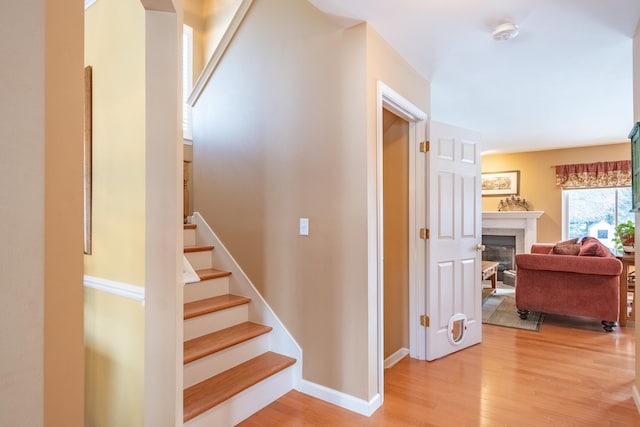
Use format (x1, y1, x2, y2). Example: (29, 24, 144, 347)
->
(183, 24, 193, 142)
(564, 187, 633, 249)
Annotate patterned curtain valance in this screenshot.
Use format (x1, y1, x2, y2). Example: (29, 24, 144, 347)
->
(555, 160, 631, 189)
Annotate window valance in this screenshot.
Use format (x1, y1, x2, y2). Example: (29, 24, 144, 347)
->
(555, 160, 631, 189)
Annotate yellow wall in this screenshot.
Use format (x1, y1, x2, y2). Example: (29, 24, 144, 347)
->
(382, 110, 409, 359)
(84, 289, 144, 427)
(84, 0, 146, 286)
(84, 0, 146, 424)
(191, 0, 429, 400)
(482, 143, 630, 243)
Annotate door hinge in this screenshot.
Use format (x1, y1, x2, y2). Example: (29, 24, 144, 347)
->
(419, 141, 430, 153)
(419, 228, 429, 239)
(420, 315, 430, 327)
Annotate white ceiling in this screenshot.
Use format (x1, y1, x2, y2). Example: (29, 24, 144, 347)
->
(308, 0, 640, 153)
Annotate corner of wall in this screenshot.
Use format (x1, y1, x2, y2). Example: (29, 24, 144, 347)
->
(632, 15, 640, 415)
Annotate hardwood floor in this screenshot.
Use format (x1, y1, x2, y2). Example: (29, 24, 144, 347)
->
(240, 318, 639, 426)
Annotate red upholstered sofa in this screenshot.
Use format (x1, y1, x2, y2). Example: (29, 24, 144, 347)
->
(514, 237, 622, 332)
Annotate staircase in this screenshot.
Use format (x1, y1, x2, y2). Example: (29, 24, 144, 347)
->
(182, 214, 301, 426)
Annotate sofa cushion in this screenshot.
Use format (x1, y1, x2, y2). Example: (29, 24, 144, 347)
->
(552, 243, 581, 255)
(579, 236, 613, 257)
(549, 237, 580, 255)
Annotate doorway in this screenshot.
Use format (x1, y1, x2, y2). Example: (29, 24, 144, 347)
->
(382, 109, 410, 368)
(375, 81, 428, 407)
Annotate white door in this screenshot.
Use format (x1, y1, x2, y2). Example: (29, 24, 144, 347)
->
(425, 121, 482, 361)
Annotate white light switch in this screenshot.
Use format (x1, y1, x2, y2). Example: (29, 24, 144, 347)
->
(299, 218, 309, 236)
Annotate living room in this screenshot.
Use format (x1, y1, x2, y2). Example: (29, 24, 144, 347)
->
(481, 143, 631, 243)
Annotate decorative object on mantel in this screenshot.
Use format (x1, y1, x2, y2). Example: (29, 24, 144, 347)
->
(497, 195, 529, 211)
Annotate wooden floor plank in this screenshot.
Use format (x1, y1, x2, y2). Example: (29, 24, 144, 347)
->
(183, 351, 296, 422)
(239, 319, 638, 426)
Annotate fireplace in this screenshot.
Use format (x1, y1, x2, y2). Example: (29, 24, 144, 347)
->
(482, 211, 544, 282)
(482, 235, 516, 280)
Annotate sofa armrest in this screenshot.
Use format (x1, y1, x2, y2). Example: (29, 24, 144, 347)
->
(515, 253, 622, 276)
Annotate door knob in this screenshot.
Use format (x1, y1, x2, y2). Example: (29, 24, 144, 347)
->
(475, 244, 486, 252)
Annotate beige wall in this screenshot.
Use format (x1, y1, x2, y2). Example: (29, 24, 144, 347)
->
(364, 24, 430, 398)
(45, 2, 86, 424)
(482, 143, 630, 243)
(1, 0, 85, 425)
(84, 0, 146, 424)
(383, 110, 409, 359)
(183, 0, 242, 81)
(191, 0, 429, 400)
(202, 0, 244, 67)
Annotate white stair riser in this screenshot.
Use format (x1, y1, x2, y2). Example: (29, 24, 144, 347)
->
(184, 334, 271, 389)
(184, 277, 230, 302)
(184, 364, 295, 427)
(184, 228, 197, 247)
(184, 305, 248, 341)
(185, 251, 213, 270)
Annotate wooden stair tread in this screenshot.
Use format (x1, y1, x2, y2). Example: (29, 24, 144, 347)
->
(184, 322, 272, 364)
(184, 223, 197, 229)
(183, 351, 296, 422)
(184, 245, 214, 253)
(195, 268, 232, 281)
(184, 294, 251, 320)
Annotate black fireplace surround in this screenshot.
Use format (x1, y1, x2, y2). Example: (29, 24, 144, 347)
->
(482, 234, 515, 281)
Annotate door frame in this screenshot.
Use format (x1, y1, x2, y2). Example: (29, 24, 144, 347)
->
(375, 81, 428, 402)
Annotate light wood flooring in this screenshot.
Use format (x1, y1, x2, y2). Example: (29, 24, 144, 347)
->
(240, 317, 639, 426)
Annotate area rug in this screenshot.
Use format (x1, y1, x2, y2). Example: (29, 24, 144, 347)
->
(482, 288, 544, 332)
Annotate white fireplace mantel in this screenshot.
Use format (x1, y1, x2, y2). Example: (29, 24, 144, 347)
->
(482, 211, 544, 254)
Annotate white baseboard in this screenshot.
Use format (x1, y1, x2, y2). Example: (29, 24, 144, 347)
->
(384, 348, 409, 369)
(633, 384, 640, 414)
(297, 380, 381, 417)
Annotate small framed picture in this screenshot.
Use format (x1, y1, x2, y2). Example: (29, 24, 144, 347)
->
(481, 170, 519, 196)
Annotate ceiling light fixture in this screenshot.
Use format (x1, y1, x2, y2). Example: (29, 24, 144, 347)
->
(493, 22, 519, 41)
